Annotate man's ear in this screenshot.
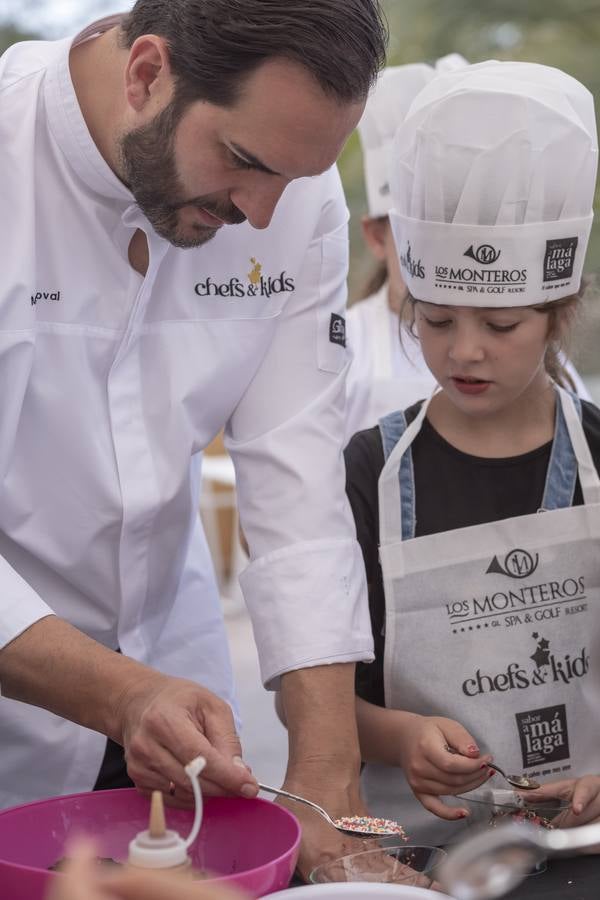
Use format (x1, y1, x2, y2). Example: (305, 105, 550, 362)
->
(361, 215, 389, 262)
(124, 35, 173, 112)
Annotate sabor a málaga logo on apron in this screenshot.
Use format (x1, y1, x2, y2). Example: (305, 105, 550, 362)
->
(515, 703, 570, 770)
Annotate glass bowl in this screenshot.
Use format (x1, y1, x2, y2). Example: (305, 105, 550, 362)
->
(309, 844, 446, 887)
(458, 787, 570, 876)
(459, 788, 570, 829)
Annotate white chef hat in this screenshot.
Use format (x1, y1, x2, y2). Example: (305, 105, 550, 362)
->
(390, 61, 598, 307)
(358, 56, 468, 217)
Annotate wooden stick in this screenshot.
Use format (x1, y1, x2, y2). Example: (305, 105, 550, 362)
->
(149, 790, 167, 838)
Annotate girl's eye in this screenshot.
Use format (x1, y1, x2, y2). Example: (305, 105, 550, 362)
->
(488, 322, 519, 333)
(423, 316, 451, 328)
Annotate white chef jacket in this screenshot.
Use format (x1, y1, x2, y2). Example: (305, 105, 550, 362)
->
(345, 281, 591, 441)
(0, 19, 373, 807)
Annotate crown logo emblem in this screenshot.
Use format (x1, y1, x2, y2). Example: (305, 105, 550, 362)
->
(248, 257, 262, 286)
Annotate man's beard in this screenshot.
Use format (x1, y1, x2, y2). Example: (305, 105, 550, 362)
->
(118, 100, 246, 249)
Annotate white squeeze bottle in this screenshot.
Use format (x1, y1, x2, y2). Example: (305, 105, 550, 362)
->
(128, 756, 206, 872)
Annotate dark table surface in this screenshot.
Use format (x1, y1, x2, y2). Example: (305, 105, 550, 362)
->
(290, 853, 600, 897)
(503, 854, 600, 900)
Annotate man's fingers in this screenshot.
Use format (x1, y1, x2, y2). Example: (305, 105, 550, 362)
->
(416, 792, 469, 821)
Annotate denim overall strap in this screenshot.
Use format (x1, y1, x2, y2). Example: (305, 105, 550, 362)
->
(540, 389, 582, 511)
(379, 408, 418, 542)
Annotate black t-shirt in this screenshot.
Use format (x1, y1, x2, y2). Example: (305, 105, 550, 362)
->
(345, 399, 600, 709)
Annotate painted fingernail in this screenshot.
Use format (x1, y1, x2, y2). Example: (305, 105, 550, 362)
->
(480, 763, 488, 769)
(488, 770, 495, 778)
(467, 744, 479, 754)
(241, 783, 259, 798)
(458, 810, 469, 818)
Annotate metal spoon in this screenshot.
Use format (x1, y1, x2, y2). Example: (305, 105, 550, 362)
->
(438, 818, 600, 900)
(257, 783, 403, 837)
(486, 762, 540, 791)
(445, 746, 539, 791)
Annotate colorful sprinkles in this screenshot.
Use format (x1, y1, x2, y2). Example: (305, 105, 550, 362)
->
(334, 815, 407, 836)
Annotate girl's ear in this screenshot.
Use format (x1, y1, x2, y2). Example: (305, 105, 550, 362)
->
(361, 216, 389, 262)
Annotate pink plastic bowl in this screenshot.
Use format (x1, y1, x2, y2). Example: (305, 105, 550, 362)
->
(0, 789, 301, 900)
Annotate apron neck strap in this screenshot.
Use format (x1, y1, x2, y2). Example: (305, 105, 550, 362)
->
(378, 386, 600, 546)
(555, 386, 600, 505)
(379, 396, 432, 545)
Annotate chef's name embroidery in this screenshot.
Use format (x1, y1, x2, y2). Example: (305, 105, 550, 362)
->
(461, 633, 589, 697)
(194, 258, 295, 299)
(31, 290, 61, 306)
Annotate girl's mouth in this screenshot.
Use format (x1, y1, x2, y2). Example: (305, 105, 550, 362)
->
(452, 376, 491, 395)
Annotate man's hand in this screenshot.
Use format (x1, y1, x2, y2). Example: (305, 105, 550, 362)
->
(117, 673, 258, 803)
(278, 663, 365, 879)
(0, 616, 257, 801)
(394, 714, 492, 819)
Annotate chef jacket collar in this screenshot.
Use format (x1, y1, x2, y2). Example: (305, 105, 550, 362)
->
(43, 15, 137, 210)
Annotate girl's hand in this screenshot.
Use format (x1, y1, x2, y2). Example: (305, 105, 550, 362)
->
(524, 775, 600, 834)
(395, 714, 493, 819)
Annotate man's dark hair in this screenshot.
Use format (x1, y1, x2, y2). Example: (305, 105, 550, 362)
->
(120, 0, 388, 108)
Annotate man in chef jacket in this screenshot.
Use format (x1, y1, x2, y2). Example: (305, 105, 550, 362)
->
(0, 0, 387, 876)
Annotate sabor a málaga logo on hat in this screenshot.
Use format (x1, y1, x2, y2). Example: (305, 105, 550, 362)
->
(543, 237, 578, 282)
(464, 244, 501, 265)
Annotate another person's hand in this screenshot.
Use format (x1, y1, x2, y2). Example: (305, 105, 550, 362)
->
(47, 840, 245, 900)
(394, 714, 492, 819)
(116, 673, 258, 804)
(523, 775, 600, 837)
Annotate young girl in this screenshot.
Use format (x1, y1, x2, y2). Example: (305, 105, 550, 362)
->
(345, 60, 600, 845)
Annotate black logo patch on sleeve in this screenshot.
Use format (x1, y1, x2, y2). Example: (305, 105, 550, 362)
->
(543, 237, 578, 282)
(516, 703, 570, 769)
(329, 313, 346, 347)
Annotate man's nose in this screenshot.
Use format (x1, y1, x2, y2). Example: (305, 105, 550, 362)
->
(231, 176, 289, 230)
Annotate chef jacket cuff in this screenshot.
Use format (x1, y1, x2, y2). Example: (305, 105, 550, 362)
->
(0, 603, 55, 651)
(239, 538, 374, 689)
(0, 561, 56, 650)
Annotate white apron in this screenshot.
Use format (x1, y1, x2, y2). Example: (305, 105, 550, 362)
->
(362, 387, 600, 844)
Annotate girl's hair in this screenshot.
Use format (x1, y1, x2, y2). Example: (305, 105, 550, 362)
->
(399, 290, 584, 391)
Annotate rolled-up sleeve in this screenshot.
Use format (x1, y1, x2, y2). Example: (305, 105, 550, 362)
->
(225, 168, 374, 688)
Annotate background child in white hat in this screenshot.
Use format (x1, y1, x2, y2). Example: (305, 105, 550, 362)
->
(345, 60, 600, 845)
(345, 57, 590, 444)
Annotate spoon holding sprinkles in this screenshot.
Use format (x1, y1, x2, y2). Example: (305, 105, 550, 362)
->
(445, 746, 540, 791)
(258, 784, 405, 837)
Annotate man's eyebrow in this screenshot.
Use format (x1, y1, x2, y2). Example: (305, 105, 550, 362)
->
(230, 142, 282, 176)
